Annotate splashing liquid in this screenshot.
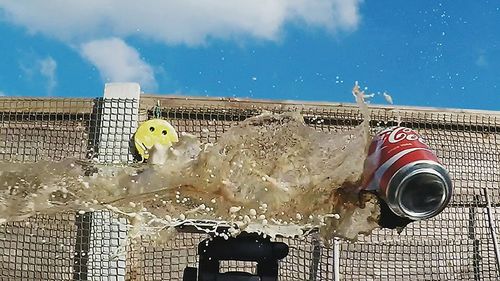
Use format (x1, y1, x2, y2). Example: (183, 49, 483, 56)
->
(0, 84, 380, 241)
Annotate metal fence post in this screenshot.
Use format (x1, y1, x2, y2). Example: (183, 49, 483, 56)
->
(333, 238, 341, 281)
(308, 233, 321, 281)
(87, 83, 140, 280)
(74, 212, 92, 280)
(468, 195, 481, 281)
(484, 188, 500, 274)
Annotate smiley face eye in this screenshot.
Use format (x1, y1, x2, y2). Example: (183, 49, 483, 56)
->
(149, 127, 155, 132)
(162, 130, 168, 135)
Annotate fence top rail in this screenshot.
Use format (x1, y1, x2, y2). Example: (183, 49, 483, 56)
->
(0, 97, 96, 114)
(141, 94, 500, 128)
(1, 95, 500, 127)
(141, 94, 500, 115)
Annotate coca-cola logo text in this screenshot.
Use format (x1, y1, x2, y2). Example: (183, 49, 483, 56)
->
(378, 127, 424, 144)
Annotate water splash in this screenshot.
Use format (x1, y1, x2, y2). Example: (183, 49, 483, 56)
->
(0, 83, 381, 241)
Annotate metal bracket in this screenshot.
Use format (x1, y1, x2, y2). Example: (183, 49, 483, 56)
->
(184, 233, 289, 281)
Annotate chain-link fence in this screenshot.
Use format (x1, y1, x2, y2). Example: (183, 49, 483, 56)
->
(1, 94, 499, 280)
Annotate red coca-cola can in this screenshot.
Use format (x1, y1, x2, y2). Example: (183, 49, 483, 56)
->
(361, 126, 453, 220)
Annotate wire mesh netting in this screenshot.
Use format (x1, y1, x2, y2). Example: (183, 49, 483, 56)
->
(0, 95, 499, 280)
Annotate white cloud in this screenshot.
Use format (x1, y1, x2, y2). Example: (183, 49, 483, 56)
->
(18, 56, 58, 95)
(0, 0, 362, 45)
(0, 91, 5, 96)
(0, 1, 361, 90)
(80, 38, 157, 90)
(38, 57, 57, 95)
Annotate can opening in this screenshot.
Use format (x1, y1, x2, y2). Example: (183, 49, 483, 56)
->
(399, 173, 447, 220)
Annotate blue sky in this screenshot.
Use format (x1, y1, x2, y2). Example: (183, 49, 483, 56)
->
(0, 1, 498, 110)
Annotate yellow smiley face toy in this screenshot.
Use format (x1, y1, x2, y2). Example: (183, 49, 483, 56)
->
(134, 119, 178, 162)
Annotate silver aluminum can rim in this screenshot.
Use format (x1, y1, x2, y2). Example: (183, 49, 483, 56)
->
(385, 160, 453, 220)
